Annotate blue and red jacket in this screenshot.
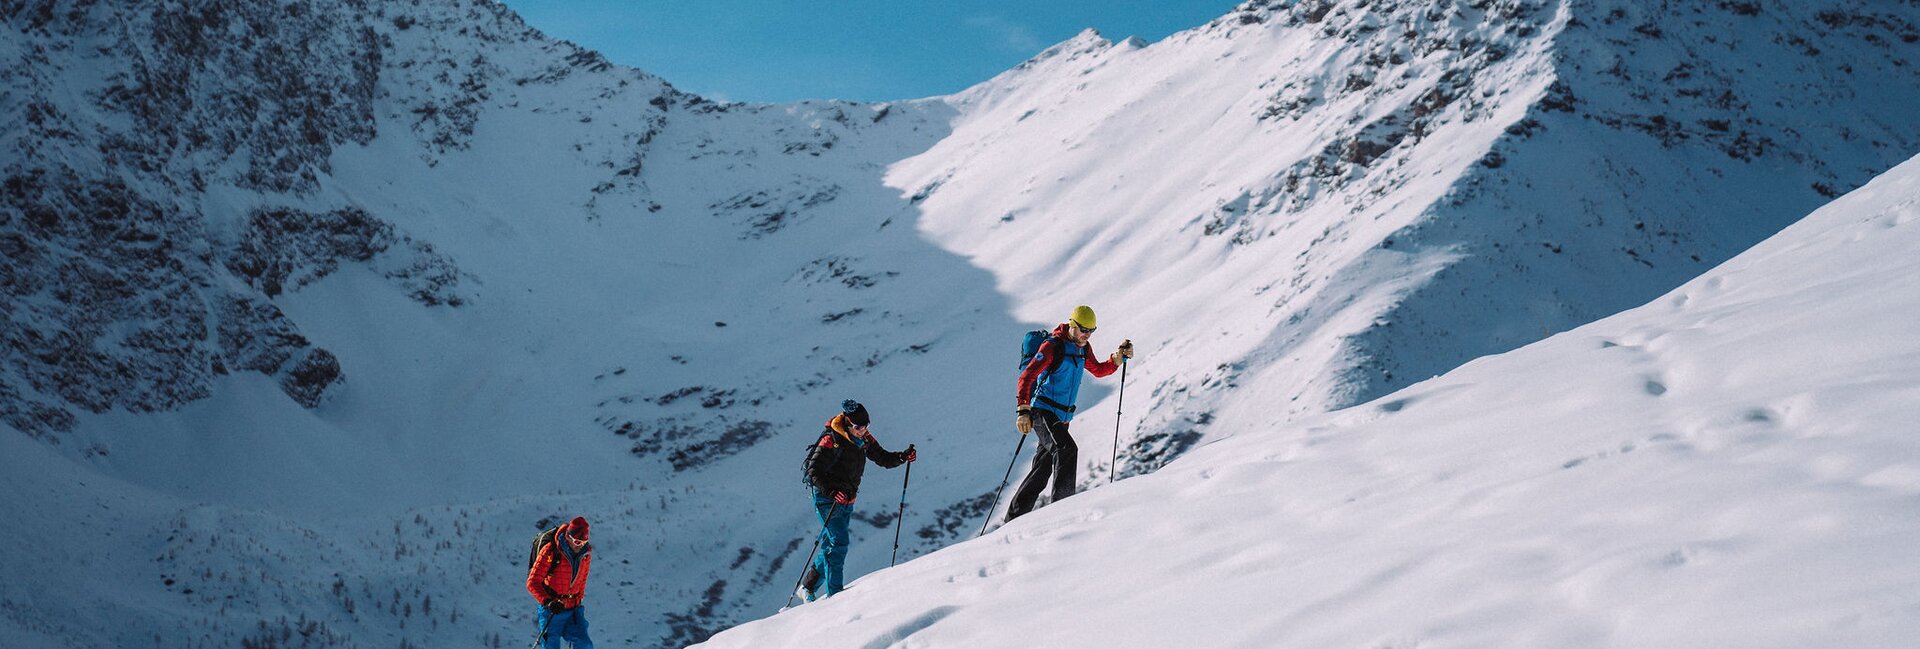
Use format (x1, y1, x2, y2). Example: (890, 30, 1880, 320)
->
(1017, 323, 1119, 422)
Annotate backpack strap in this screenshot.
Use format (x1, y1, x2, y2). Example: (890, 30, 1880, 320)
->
(538, 528, 563, 571)
(1040, 337, 1073, 376)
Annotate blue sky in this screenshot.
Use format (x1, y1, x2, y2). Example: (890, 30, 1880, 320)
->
(501, 1, 1240, 103)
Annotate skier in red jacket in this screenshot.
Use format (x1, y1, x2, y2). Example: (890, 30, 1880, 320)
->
(527, 516, 595, 649)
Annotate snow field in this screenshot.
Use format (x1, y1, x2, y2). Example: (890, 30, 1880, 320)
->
(697, 155, 1920, 647)
(7, 0, 1920, 646)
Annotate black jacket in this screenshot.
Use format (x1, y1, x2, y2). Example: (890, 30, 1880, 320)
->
(804, 418, 906, 499)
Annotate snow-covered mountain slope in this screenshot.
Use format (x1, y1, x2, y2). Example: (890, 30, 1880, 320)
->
(700, 152, 1920, 649)
(894, 0, 1920, 477)
(5, 1, 1010, 646)
(4, 0, 1918, 646)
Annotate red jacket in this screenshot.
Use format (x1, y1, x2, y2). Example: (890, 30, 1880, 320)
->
(527, 536, 592, 608)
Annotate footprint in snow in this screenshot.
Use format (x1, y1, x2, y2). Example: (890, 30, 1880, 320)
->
(858, 607, 961, 649)
(1598, 338, 1649, 353)
(971, 555, 1026, 580)
(1561, 441, 1642, 469)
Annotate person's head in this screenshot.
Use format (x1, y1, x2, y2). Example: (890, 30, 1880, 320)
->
(841, 399, 871, 436)
(1067, 305, 1098, 344)
(563, 516, 590, 547)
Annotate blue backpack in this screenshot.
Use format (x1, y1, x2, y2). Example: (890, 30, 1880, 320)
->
(1019, 329, 1068, 376)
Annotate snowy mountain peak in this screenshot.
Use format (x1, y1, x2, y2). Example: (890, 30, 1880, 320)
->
(1046, 27, 1112, 55)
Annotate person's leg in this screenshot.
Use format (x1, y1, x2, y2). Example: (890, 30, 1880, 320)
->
(1006, 421, 1059, 521)
(806, 492, 835, 597)
(800, 564, 822, 599)
(536, 607, 562, 649)
(819, 499, 853, 595)
(1044, 416, 1078, 502)
(560, 606, 594, 649)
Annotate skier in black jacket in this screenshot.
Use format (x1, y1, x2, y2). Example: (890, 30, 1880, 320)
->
(798, 400, 915, 600)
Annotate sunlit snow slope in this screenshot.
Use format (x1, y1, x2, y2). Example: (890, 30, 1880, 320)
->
(701, 152, 1920, 649)
(896, 0, 1920, 478)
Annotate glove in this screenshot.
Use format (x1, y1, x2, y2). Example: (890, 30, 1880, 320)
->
(1114, 339, 1134, 362)
(832, 490, 855, 505)
(902, 444, 917, 463)
(544, 599, 565, 614)
(1015, 405, 1032, 435)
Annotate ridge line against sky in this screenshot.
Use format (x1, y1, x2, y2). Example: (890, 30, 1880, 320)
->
(501, 1, 1240, 103)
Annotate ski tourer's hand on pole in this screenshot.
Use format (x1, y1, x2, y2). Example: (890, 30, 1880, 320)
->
(832, 490, 855, 505)
(1015, 405, 1033, 434)
(1112, 339, 1134, 363)
(544, 599, 565, 614)
(902, 444, 917, 463)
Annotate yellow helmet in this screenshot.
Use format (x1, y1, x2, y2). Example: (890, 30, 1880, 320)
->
(1069, 305, 1097, 331)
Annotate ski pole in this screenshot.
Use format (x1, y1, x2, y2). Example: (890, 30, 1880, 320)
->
(889, 449, 914, 567)
(785, 502, 840, 609)
(977, 433, 1028, 538)
(530, 610, 553, 649)
(1110, 357, 1128, 484)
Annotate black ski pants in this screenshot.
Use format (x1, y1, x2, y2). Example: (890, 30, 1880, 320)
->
(1007, 408, 1075, 521)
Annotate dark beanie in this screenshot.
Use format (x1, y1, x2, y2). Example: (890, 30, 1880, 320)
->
(841, 399, 870, 426)
(567, 516, 590, 540)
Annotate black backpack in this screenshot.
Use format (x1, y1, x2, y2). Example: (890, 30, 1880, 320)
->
(527, 526, 562, 571)
(802, 430, 839, 489)
(801, 439, 816, 489)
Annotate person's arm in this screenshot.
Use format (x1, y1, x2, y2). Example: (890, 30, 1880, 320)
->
(864, 435, 906, 468)
(526, 544, 558, 604)
(1085, 343, 1119, 378)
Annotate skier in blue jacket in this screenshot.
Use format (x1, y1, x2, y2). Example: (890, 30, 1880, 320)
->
(1007, 305, 1132, 521)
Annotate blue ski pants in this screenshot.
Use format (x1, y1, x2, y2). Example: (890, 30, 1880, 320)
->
(808, 490, 854, 596)
(536, 605, 594, 649)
